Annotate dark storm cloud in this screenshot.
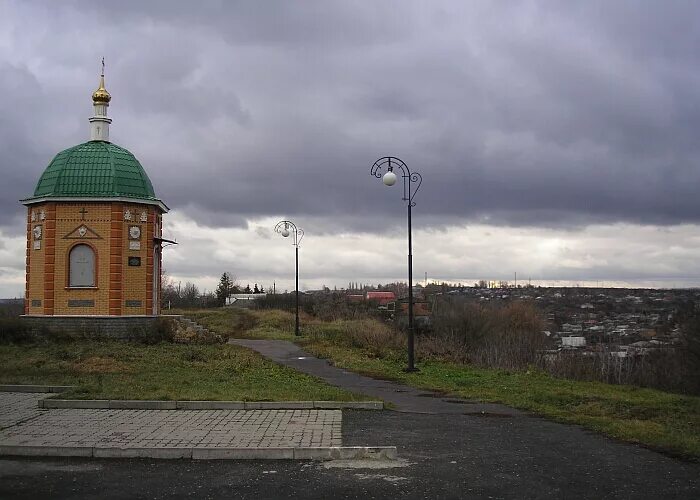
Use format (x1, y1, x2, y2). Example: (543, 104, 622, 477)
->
(0, 63, 55, 226)
(73, 0, 406, 47)
(2, 0, 700, 234)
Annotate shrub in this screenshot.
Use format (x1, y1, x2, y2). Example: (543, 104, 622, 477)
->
(543, 347, 700, 395)
(428, 298, 547, 369)
(304, 318, 405, 360)
(254, 309, 296, 334)
(254, 293, 381, 322)
(254, 294, 299, 311)
(173, 324, 223, 345)
(0, 301, 23, 318)
(678, 310, 700, 394)
(180, 346, 210, 362)
(0, 318, 33, 344)
(176, 309, 258, 339)
(131, 317, 176, 345)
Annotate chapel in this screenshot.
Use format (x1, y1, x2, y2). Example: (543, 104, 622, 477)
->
(21, 66, 169, 317)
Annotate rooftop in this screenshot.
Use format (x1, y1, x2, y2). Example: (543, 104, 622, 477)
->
(23, 141, 164, 208)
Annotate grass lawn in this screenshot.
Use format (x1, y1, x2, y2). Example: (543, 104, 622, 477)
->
(0, 341, 366, 402)
(182, 307, 700, 460)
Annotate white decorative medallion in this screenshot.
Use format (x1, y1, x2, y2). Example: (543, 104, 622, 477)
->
(140, 211, 148, 222)
(39, 210, 46, 221)
(124, 209, 132, 221)
(78, 226, 88, 237)
(129, 241, 141, 250)
(31, 210, 37, 222)
(32, 225, 42, 250)
(129, 226, 141, 240)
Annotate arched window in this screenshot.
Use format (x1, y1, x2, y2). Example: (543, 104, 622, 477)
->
(69, 244, 95, 287)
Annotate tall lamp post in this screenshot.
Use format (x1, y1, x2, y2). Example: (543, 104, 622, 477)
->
(274, 220, 304, 336)
(370, 156, 422, 372)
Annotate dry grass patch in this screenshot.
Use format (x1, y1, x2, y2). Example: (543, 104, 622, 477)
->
(73, 356, 130, 374)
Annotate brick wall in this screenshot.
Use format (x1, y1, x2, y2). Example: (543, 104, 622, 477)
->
(122, 203, 149, 315)
(20, 315, 176, 340)
(109, 203, 123, 315)
(43, 202, 56, 314)
(53, 203, 111, 314)
(26, 206, 44, 315)
(25, 201, 164, 316)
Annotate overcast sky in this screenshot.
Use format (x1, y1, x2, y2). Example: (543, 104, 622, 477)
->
(1, 0, 700, 297)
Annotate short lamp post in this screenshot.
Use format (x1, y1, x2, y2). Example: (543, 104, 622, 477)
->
(370, 156, 422, 372)
(274, 220, 304, 336)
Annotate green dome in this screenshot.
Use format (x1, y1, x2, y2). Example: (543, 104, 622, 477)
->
(30, 141, 157, 200)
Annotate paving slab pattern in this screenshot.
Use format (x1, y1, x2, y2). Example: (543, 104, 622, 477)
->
(0, 392, 341, 450)
(0, 393, 47, 430)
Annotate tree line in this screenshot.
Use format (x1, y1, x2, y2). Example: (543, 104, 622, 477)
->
(161, 271, 269, 309)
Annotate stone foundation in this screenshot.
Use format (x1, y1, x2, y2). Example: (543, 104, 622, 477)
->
(20, 315, 180, 340)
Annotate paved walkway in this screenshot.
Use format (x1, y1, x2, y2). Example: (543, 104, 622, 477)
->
(230, 339, 521, 415)
(0, 393, 45, 430)
(0, 392, 342, 456)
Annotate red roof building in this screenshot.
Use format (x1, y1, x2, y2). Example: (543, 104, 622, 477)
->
(366, 291, 396, 305)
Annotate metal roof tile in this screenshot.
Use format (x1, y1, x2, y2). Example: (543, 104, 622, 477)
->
(31, 141, 157, 200)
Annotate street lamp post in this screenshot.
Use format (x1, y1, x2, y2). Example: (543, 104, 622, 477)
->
(274, 220, 304, 336)
(370, 156, 422, 372)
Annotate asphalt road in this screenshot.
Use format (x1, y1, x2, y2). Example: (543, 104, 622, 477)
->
(1, 409, 697, 500)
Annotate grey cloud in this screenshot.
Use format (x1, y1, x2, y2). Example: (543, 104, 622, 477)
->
(0, 63, 53, 226)
(70, 1, 407, 47)
(2, 1, 700, 235)
(254, 226, 272, 240)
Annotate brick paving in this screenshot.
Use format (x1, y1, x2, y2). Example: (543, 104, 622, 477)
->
(0, 393, 47, 430)
(0, 392, 341, 449)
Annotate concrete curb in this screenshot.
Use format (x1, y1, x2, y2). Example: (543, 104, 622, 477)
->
(109, 400, 177, 410)
(0, 385, 74, 393)
(38, 400, 384, 410)
(0, 445, 397, 461)
(39, 399, 110, 409)
(0, 446, 92, 457)
(176, 401, 245, 410)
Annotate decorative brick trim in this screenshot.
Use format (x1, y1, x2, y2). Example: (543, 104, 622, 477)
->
(25, 208, 31, 314)
(43, 203, 56, 315)
(109, 203, 123, 315)
(145, 208, 154, 314)
(156, 211, 162, 315)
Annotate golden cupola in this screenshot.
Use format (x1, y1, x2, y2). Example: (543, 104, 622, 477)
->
(89, 60, 112, 142)
(92, 73, 111, 104)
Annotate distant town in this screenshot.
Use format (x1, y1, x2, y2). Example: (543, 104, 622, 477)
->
(437, 285, 695, 355)
(292, 282, 698, 358)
